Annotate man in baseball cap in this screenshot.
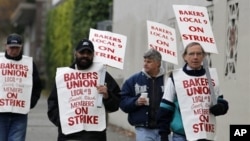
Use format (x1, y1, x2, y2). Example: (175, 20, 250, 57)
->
(73, 39, 95, 69)
(5, 33, 24, 59)
(6, 33, 23, 47)
(1, 33, 42, 141)
(48, 38, 121, 141)
(75, 38, 94, 53)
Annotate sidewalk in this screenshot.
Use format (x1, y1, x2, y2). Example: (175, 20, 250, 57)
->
(26, 95, 135, 141)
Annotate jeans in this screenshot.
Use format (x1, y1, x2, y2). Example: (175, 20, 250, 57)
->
(172, 133, 186, 141)
(135, 127, 161, 141)
(0, 113, 28, 141)
(172, 133, 211, 141)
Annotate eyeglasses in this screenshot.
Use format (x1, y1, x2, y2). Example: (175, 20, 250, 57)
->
(187, 52, 204, 57)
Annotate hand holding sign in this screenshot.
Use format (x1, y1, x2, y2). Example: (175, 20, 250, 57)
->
(96, 83, 108, 99)
(96, 65, 106, 108)
(89, 29, 127, 107)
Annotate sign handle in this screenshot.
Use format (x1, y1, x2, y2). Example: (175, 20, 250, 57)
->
(203, 57, 217, 105)
(96, 65, 107, 108)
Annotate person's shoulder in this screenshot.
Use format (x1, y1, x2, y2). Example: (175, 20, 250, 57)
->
(124, 71, 144, 82)
(166, 68, 182, 79)
(129, 71, 143, 78)
(22, 55, 32, 59)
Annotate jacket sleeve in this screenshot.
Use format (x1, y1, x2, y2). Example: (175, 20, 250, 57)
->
(119, 76, 140, 113)
(157, 99, 175, 141)
(47, 84, 60, 127)
(157, 73, 176, 141)
(30, 62, 42, 109)
(103, 72, 121, 112)
(209, 95, 229, 116)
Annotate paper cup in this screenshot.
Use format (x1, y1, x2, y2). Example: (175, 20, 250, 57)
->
(140, 92, 148, 98)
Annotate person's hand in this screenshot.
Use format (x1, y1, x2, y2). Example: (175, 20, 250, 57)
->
(135, 97, 148, 106)
(96, 85, 108, 99)
(210, 98, 228, 116)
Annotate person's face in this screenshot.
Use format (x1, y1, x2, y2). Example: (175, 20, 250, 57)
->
(5, 45, 22, 57)
(143, 58, 160, 77)
(183, 44, 205, 70)
(75, 49, 94, 70)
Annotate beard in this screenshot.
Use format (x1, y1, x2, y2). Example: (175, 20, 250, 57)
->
(75, 57, 93, 70)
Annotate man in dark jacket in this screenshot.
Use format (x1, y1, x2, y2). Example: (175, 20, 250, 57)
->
(47, 39, 120, 141)
(0, 33, 42, 141)
(120, 49, 166, 141)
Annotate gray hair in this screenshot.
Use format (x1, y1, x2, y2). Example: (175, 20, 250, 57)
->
(143, 48, 162, 61)
(182, 42, 206, 57)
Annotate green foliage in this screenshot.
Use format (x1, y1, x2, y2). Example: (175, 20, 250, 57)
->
(44, 0, 74, 88)
(71, 0, 112, 48)
(43, 0, 112, 89)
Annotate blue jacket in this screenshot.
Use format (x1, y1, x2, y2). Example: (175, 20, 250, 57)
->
(120, 68, 165, 128)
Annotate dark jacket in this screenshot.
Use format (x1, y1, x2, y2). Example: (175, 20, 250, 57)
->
(47, 63, 121, 141)
(120, 68, 165, 128)
(30, 61, 43, 109)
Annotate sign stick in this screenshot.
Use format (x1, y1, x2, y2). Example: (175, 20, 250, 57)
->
(203, 57, 217, 105)
(96, 65, 107, 108)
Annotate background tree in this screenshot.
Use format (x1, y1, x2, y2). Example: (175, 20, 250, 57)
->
(44, 0, 112, 88)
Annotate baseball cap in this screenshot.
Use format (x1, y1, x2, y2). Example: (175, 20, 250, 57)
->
(6, 33, 23, 47)
(75, 39, 94, 52)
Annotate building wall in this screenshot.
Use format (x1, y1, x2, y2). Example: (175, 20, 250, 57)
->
(109, 0, 250, 140)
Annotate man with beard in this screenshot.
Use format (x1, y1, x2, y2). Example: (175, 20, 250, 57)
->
(47, 39, 121, 141)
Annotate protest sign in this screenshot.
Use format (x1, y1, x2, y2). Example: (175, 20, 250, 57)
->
(147, 20, 178, 65)
(173, 5, 218, 54)
(89, 28, 127, 70)
(89, 28, 127, 107)
(56, 62, 106, 134)
(0, 53, 33, 114)
(173, 68, 219, 140)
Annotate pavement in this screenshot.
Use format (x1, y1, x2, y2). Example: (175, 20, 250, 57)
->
(26, 95, 135, 141)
